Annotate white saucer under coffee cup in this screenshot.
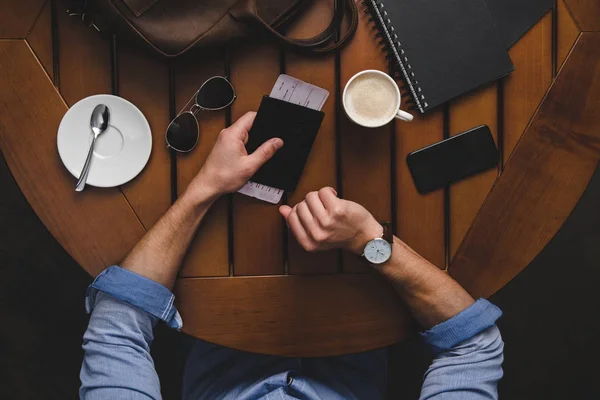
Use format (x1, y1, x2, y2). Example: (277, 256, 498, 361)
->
(343, 69, 413, 128)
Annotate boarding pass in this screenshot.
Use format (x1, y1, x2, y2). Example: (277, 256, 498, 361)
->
(238, 74, 329, 204)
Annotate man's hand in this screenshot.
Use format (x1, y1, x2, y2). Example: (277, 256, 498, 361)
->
(186, 112, 283, 201)
(280, 187, 383, 254)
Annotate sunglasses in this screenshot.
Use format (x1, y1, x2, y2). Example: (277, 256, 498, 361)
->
(166, 76, 236, 153)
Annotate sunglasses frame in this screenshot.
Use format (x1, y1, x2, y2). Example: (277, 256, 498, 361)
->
(165, 76, 236, 153)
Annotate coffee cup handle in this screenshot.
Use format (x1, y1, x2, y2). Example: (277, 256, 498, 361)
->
(395, 109, 414, 122)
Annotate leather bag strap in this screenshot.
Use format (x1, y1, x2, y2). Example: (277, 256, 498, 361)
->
(230, 0, 358, 53)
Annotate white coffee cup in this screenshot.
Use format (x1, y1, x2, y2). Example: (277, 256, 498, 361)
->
(343, 69, 413, 128)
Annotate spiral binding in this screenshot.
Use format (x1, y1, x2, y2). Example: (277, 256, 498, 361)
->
(362, 0, 427, 112)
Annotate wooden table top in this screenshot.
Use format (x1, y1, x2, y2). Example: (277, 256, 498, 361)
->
(1, 0, 599, 357)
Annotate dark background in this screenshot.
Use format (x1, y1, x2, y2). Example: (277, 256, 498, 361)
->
(2, 151, 600, 400)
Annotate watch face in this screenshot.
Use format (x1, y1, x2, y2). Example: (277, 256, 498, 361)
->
(364, 238, 392, 265)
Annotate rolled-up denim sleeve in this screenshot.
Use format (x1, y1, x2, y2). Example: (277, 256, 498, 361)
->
(418, 299, 504, 400)
(80, 266, 182, 399)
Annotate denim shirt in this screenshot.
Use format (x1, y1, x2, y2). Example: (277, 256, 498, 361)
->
(80, 266, 504, 399)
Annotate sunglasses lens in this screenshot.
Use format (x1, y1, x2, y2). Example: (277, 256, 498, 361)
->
(166, 113, 198, 152)
(196, 77, 235, 110)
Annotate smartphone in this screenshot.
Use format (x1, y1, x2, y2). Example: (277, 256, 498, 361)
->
(406, 125, 499, 194)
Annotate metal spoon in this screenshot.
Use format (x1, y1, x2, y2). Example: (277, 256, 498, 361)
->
(75, 104, 110, 192)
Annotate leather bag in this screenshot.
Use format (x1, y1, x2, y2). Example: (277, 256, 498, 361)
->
(75, 0, 359, 57)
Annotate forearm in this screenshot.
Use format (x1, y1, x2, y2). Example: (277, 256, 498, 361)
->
(121, 184, 218, 290)
(121, 112, 283, 290)
(281, 188, 503, 399)
(79, 113, 282, 398)
(376, 237, 474, 329)
(378, 238, 504, 399)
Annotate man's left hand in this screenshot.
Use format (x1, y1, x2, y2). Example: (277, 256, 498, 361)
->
(280, 187, 382, 255)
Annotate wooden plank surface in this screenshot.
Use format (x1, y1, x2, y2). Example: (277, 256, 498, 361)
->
(230, 44, 285, 276)
(564, 0, 600, 31)
(395, 101, 445, 269)
(3, 0, 594, 358)
(0, 0, 46, 38)
(285, 0, 338, 274)
(339, 1, 392, 272)
(175, 273, 413, 357)
(117, 44, 171, 230)
(0, 40, 144, 277)
(449, 33, 600, 299)
(27, 0, 53, 78)
(503, 13, 553, 165)
(557, 0, 581, 69)
(448, 84, 498, 260)
(57, 10, 172, 233)
(175, 51, 230, 277)
(57, 3, 111, 106)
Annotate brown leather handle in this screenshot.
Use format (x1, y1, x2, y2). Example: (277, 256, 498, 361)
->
(230, 0, 358, 53)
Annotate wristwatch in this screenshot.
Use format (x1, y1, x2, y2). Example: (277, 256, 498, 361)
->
(361, 222, 393, 265)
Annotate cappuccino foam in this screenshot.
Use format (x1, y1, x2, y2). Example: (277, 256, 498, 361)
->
(345, 73, 398, 127)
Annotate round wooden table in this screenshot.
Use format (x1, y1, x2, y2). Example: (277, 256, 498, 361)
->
(1, 0, 599, 356)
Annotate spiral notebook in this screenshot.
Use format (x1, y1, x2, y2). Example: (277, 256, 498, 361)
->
(484, 0, 554, 49)
(365, 0, 514, 113)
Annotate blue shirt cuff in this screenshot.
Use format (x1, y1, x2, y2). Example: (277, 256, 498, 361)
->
(85, 266, 183, 330)
(420, 298, 502, 354)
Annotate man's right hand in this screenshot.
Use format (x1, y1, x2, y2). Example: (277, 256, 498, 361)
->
(186, 111, 283, 202)
(279, 187, 383, 255)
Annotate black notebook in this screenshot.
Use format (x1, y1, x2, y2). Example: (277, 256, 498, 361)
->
(366, 0, 514, 113)
(484, 0, 554, 49)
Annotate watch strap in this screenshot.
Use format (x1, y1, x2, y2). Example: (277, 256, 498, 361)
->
(381, 221, 393, 244)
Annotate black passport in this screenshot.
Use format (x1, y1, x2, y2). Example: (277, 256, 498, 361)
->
(366, 0, 514, 113)
(246, 96, 324, 192)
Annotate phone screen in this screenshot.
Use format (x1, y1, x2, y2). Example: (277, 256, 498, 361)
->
(406, 125, 499, 194)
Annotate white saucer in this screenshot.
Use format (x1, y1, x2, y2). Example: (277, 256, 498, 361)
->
(57, 94, 152, 188)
